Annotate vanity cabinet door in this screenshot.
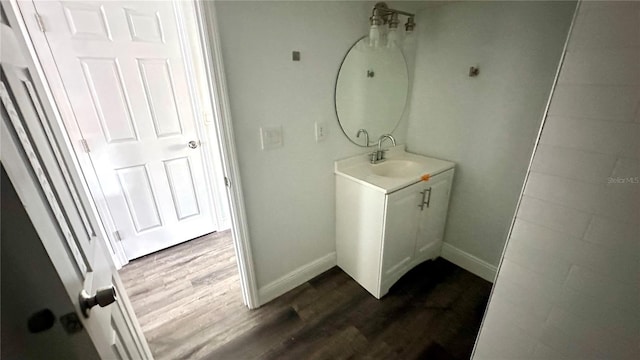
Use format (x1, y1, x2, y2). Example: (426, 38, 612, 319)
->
(415, 169, 454, 261)
(381, 182, 422, 280)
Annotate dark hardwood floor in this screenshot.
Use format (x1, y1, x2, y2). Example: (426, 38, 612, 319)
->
(120, 231, 492, 360)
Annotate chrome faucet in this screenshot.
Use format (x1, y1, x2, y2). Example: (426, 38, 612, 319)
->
(371, 134, 396, 163)
(356, 129, 369, 147)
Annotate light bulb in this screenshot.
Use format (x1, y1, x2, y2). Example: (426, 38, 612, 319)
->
(387, 28, 399, 48)
(369, 24, 380, 48)
(381, 23, 389, 46)
(403, 29, 415, 48)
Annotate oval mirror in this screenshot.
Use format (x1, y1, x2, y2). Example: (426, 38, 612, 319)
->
(335, 37, 409, 147)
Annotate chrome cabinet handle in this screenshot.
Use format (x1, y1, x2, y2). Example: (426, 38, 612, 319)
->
(425, 187, 432, 208)
(79, 285, 117, 318)
(188, 140, 199, 149)
(418, 187, 432, 211)
(419, 189, 427, 210)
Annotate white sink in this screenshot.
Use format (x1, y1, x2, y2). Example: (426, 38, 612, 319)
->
(335, 145, 455, 193)
(371, 160, 424, 178)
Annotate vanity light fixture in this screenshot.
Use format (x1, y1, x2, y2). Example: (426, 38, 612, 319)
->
(368, 2, 416, 49)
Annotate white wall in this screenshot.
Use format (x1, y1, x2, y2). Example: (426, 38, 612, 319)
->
(214, 1, 399, 301)
(405, 1, 576, 269)
(474, 1, 639, 358)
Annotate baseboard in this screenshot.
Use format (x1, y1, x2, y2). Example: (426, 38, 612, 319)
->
(258, 252, 337, 306)
(441, 243, 497, 283)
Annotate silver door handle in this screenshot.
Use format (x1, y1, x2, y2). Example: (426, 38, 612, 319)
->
(188, 140, 199, 149)
(79, 285, 117, 318)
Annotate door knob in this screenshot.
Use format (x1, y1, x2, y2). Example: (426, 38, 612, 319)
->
(79, 285, 117, 318)
(188, 140, 199, 149)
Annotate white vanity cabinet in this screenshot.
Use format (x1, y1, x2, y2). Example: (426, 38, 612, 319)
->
(336, 168, 454, 299)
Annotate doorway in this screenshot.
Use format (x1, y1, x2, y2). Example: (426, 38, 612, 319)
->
(14, 0, 259, 318)
(23, 0, 227, 263)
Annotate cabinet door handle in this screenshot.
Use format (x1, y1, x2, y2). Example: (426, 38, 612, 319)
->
(419, 187, 432, 211)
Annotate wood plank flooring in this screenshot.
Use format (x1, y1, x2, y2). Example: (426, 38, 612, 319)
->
(120, 232, 492, 360)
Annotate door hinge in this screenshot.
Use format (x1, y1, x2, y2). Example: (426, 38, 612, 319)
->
(34, 13, 46, 32)
(224, 176, 231, 188)
(113, 230, 122, 241)
(80, 139, 90, 153)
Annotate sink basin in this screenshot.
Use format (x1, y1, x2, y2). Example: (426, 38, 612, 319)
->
(335, 145, 455, 193)
(371, 160, 424, 178)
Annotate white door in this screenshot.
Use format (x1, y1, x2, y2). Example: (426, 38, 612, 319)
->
(29, 0, 216, 260)
(1, 8, 152, 357)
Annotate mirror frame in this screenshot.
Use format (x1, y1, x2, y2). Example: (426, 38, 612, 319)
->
(334, 36, 410, 147)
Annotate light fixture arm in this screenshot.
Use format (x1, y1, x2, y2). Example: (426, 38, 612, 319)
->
(373, 2, 415, 18)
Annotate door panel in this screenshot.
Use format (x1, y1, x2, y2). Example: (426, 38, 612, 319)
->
(80, 57, 139, 143)
(2, 66, 90, 276)
(164, 157, 201, 219)
(116, 165, 163, 232)
(32, 0, 216, 260)
(62, 3, 111, 41)
(124, 8, 164, 43)
(138, 58, 183, 137)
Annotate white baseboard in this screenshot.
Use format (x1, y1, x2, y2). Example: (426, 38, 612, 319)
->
(441, 243, 497, 283)
(258, 252, 337, 306)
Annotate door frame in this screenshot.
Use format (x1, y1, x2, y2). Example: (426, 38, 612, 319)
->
(11, 0, 260, 309)
(194, 0, 260, 308)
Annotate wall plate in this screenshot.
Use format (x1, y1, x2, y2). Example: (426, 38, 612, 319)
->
(260, 126, 283, 150)
(315, 121, 327, 142)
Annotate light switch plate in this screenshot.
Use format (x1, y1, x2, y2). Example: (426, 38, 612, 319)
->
(315, 121, 327, 142)
(260, 126, 283, 150)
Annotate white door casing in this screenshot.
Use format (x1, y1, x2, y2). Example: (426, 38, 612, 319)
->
(196, 1, 260, 308)
(28, 0, 217, 260)
(1, 4, 152, 357)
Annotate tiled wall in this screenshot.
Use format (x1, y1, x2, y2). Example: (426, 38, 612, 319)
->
(473, 1, 639, 359)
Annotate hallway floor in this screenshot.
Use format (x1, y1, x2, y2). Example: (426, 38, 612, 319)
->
(120, 232, 492, 359)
